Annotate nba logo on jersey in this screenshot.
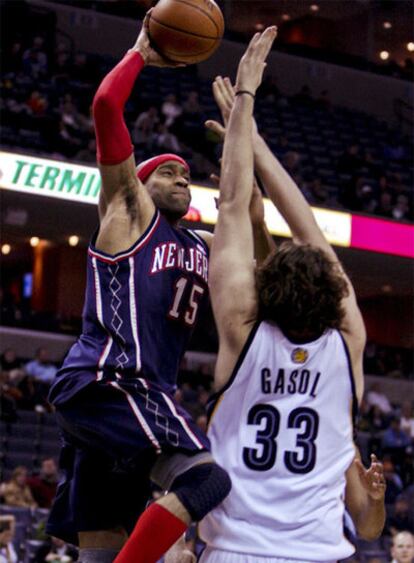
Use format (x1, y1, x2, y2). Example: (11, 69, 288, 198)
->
(291, 347, 308, 364)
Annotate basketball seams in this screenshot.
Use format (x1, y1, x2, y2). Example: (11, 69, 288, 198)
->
(150, 19, 217, 58)
(150, 14, 219, 40)
(169, 0, 223, 36)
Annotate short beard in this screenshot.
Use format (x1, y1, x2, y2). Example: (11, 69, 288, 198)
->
(158, 205, 187, 223)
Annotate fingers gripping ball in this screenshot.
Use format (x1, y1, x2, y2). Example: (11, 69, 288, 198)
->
(148, 0, 224, 64)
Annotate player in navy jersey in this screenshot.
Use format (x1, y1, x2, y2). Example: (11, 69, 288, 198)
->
(46, 12, 274, 563)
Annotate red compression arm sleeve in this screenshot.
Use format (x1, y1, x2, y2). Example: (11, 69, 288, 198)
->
(92, 50, 145, 165)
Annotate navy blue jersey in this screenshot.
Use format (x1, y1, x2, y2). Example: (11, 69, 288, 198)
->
(49, 211, 209, 405)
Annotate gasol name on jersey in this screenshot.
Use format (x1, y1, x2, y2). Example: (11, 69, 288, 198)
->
(261, 367, 321, 398)
(150, 241, 208, 282)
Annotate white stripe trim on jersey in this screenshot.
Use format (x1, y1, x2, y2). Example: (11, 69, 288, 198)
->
(129, 257, 141, 372)
(92, 257, 113, 380)
(109, 380, 161, 452)
(92, 257, 104, 325)
(161, 391, 204, 449)
(97, 335, 113, 381)
(89, 212, 160, 263)
(186, 229, 208, 250)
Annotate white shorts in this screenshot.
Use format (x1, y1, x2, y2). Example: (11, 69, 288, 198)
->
(199, 548, 337, 563)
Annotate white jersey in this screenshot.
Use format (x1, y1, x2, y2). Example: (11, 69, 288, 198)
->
(199, 322, 357, 562)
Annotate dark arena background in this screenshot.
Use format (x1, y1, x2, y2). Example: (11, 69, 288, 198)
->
(0, 0, 413, 561)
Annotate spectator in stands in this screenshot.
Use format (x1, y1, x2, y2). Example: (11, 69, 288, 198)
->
(26, 90, 48, 116)
(182, 91, 203, 116)
(400, 402, 414, 440)
(383, 458, 404, 505)
(57, 120, 83, 157)
(0, 466, 37, 508)
(132, 105, 160, 148)
(0, 348, 25, 382)
(376, 191, 394, 219)
(27, 458, 59, 509)
(161, 93, 182, 128)
(384, 137, 406, 163)
(366, 383, 393, 415)
(75, 138, 97, 164)
(0, 515, 17, 563)
(392, 195, 411, 222)
(25, 347, 57, 385)
(337, 144, 363, 176)
(362, 150, 381, 179)
(4, 40, 23, 74)
(44, 536, 78, 562)
(304, 177, 329, 205)
(52, 51, 72, 87)
(387, 498, 414, 536)
(390, 530, 414, 563)
(22, 36, 48, 78)
(70, 53, 93, 85)
(60, 96, 88, 138)
(367, 405, 389, 434)
(354, 181, 378, 214)
(382, 417, 412, 465)
(155, 123, 181, 153)
(0, 374, 18, 422)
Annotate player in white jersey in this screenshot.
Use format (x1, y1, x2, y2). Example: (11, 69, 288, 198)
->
(198, 30, 385, 563)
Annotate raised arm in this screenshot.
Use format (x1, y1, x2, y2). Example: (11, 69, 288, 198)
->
(93, 12, 182, 253)
(206, 81, 275, 265)
(209, 76, 366, 401)
(209, 28, 277, 390)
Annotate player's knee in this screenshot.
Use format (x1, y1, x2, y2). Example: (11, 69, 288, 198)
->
(170, 462, 231, 522)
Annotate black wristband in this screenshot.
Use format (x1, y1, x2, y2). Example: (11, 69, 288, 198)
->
(235, 90, 255, 99)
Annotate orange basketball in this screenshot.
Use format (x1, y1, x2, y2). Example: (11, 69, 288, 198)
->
(148, 0, 224, 64)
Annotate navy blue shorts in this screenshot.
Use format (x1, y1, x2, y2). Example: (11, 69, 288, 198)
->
(47, 377, 210, 543)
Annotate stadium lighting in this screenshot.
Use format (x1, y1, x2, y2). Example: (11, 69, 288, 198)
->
(1, 244, 11, 255)
(69, 235, 80, 247)
(310, 4, 320, 12)
(382, 21, 392, 29)
(30, 236, 40, 247)
(379, 50, 390, 60)
(407, 42, 414, 52)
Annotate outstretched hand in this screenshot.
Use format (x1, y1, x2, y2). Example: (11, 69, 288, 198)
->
(205, 76, 259, 140)
(212, 76, 235, 125)
(354, 454, 386, 501)
(132, 10, 186, 68)
(236, 26, 277, 95)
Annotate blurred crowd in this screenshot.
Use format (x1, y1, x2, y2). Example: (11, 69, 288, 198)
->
(1, 32, 413, 222)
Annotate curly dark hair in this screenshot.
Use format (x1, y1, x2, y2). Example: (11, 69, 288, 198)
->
(256, 242, 349, 338)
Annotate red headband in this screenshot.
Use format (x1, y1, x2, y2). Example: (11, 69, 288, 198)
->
(136, 154, 190, 183)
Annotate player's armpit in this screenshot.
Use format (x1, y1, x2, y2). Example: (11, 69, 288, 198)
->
(98, 155, 155, 224)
